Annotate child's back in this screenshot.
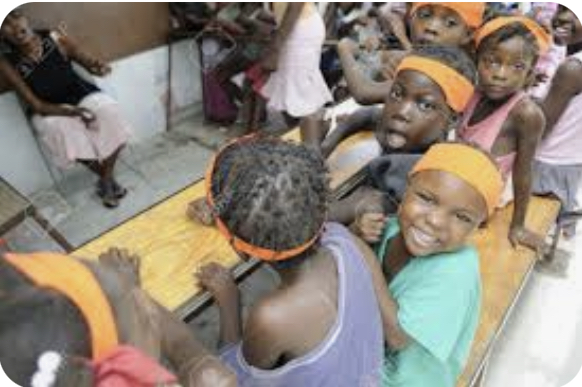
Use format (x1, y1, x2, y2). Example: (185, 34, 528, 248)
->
(197, 137, 384, 386)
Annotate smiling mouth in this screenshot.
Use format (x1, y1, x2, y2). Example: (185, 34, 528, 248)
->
(410, 226, 440, 248)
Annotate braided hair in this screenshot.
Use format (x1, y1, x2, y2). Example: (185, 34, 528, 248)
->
(210, 137, 329, 259)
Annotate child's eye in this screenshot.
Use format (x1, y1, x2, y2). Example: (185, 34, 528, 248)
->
(389, 87, 403, 100)
(416, 191, 435, 204)
(445, 17, 459, 28)
(417, 100, 435, 111)
(513, 62, 526, 71)
(455, 212, 474, 224)
(417, 8, 432, 19)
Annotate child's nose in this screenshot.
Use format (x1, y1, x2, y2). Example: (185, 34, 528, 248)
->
(426, 208, 447, 230)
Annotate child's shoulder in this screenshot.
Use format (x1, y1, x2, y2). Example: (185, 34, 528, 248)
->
(553, 56, 582, 89)
(509, 95, 545, 133)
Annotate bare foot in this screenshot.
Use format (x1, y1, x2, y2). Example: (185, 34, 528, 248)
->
(98, 247, 141, 288)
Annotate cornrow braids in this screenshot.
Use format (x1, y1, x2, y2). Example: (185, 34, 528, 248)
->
(210, 137, 330, 258)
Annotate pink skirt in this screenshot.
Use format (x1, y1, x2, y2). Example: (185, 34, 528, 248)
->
(32, 93, 132, 169)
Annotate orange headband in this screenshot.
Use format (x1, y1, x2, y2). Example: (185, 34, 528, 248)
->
(4, 253, 119, 361)
(411, 2, 485, 28)
(410, 143, 503, 216)
(396, 56, 475, 112)
(475, 16, 551, 54)
(205, 135, 324, 262)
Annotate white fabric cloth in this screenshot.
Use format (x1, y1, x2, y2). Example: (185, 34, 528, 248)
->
(261, 10, 332, 117)
(32, 92, 132, 169)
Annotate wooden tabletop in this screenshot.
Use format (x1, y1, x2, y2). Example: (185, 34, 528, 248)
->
(458, 197, 560, 386)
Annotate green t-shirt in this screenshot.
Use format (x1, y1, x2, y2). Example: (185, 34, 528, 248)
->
(375, 218, 482, 387)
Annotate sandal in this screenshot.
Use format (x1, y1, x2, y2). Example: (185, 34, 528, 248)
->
(97, 180, 127, 200)
(112, 180, 128, 199)
(96, 179, 120, 209)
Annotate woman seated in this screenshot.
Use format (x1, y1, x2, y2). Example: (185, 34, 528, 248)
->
(0, 9, 132, 208)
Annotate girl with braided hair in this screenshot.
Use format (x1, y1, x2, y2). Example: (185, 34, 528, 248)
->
(191, 136, 384, 386)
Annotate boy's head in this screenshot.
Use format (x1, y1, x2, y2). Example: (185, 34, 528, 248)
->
(398, 142, 502, 257)
(476, 16, 551, 100)
(0, 9, 34, 47)
(553, 5, 582, 46)
(409, 2, 485, 46)
(377, 46, 477, 153)
(207, 136, 329, 262)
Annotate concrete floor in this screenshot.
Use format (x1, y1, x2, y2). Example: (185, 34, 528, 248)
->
(484, 228, 582, 387)
(3, 112, 582, 386)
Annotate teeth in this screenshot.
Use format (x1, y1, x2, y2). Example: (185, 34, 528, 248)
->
(387, 133, 406, 149)
(411, 227, 438, 246)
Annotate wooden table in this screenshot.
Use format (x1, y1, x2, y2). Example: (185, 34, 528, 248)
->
(458, 197, 560, 386)
(74, 130, 380, 319)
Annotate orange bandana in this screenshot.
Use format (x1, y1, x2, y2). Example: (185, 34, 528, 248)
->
(205, 135, 323, 262)
(4, 253, 119, 361)
(410, 143, 503, 216)
(475, 16, 551, 54)
(411, 2, 485, 28)
(396, 56, 475, 112)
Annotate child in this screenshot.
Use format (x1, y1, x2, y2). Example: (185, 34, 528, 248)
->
(353, 142, 504, 387)
(337, 2, 485, 106)
(324, 46, 478, 226)
(534, 4, 582, 239)
(260, 2, 332, 128)
(192, 136, 384, 386)
(0, 10, 131, 208)
(0, 248, 237, 387)
(310, 45, 477, 159)
(458, 16, 550, 252)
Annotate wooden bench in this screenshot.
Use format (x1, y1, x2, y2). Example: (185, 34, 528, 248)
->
(73, 129, 380, 320)
(459, 197, 560, 386)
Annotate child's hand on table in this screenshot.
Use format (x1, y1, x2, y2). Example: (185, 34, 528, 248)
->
(187, 198, 215, 226)
(196, 262, 239, 309)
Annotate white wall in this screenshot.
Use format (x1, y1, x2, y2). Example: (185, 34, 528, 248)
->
(0, 39, 202, 195)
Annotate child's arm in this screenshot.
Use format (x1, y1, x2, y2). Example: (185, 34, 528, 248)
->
(542, 58, 582, 138)
(337, 38, 392, 105)
(329, 185, 384, 225)
(196, 263, 242, 346)
(377, 11, 413, 51)
(350, 232, 411, 350)
(155, 298, 238, 387)
(321, 106, 382, 158)
(508, 100, 545, 254)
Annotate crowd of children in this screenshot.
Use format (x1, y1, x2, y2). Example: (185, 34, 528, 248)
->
(2, 2, 582, 387)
